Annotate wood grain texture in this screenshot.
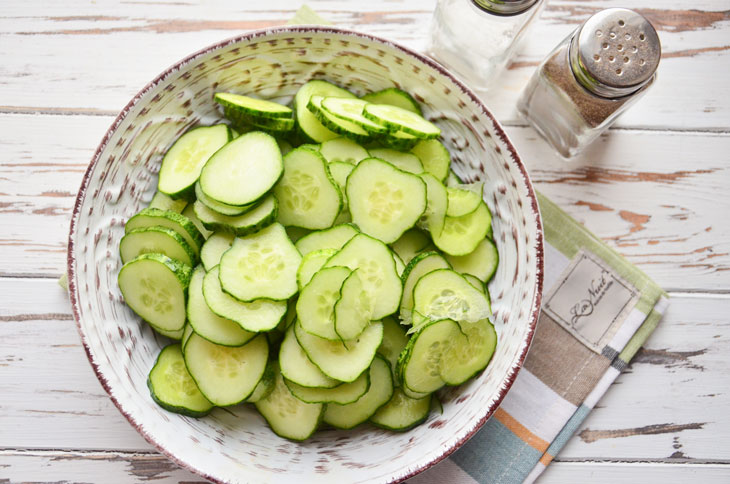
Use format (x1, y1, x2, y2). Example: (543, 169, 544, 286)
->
(0, 1, 728, 130)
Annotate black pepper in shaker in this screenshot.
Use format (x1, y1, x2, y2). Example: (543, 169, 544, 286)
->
(516, 8, 661, 159)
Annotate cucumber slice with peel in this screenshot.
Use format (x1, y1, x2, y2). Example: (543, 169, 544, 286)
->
(363, 104, 440, 139)
(446, 186, 483, 217)
(125, 208, 204, 256)
(381, 130, 420, 151)
(182, 203, 212, 239)
(418, 173, 448, 237)
(148, 344, 213, 417)
(390, 228, 430, 265)
(158, 124, 231, 199)
(323, 234, 402, 320)
(334, 270, 373, 341)
(397, 318, 461, 394)
(446, 237, 499, 283)
(296, 248, 338, 289)
(320, 137, 369, 164)
(193, 195, 277, 236)
(183, 332, 269, 406)
(464, 273, 486, 293)
(295, 80, 356, 143)
(285, 368, 369, 404)
(370, 388, 431, 431)
(214, 92, 293, 119)
(279, 325, 339, 389)
(149, 191, 188, 213)
(203, 266, 287, 332)
(399, 251, 451, 324)
(218, 223, 301, 302)
(153, 325, 185, 341)
(255, 362, 324, 441)
(368, 149, 424, 175)
(433, 202, 492, 256)
(411, 268, 491, 329)
(410, 139, 450, 182)
(440, 319, 497, 386)
(320, 97, 388, 134)
(188, 266, 256, 346)
(194, 182, 253, 217)
(120, 226, 197, 267)
(118, 253, 191, 332)
(295, 320, 383, 383)
(296, 266, 351, 341)
(245, 359, 277, 403)
(199, 131, 283, 206)
(377, 316, 409, 386)
(295, 224, 359, 256)
(273, 148, 342, 230)
(323, 355, 393, 429)
(361, 88, 422, 115)
(200, 232, 234, 271)
(346, 158, 427, 244)
(308, 95, 372, 143)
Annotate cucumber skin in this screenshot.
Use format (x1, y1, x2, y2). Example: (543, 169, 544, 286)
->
(361, 88, 422, 116)
(369, 391, 432, 432)
(379, 131, 420, 151)
(147, 344, 213, 418)
(307, 97, 372, 144)
(125, 207, 205, 254)
(193, 198, 278, 237)
(120, 226, 198, 267)
(118, 253, 193, 330)
(215, 92, 293, 119)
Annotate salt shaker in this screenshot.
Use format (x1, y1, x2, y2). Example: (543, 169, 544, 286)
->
(517, 8, 661, 159)
(427, 0, 545, 94)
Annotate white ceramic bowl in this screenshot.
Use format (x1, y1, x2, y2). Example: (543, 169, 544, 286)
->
(68, 26, 543, 484)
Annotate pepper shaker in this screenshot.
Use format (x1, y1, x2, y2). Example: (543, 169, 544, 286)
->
(427, 0, 546, 94)
(517, 8, 661, 159)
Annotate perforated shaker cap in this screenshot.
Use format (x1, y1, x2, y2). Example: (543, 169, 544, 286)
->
(570, 8, 661, 98)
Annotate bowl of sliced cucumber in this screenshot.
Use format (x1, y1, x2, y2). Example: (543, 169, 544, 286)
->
(68, 26, 543, 484)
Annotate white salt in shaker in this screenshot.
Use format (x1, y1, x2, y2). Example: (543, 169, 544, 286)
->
(427, 0, 545, 94)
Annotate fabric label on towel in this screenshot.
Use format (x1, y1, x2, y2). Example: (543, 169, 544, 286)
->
(542, 249, 640, 354)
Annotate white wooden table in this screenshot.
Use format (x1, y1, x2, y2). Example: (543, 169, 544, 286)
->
(2, 1, 728, 482)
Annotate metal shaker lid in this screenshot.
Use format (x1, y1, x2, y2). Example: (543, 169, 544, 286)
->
(471, 0, 540, 16)
(570, 8, 661, 98)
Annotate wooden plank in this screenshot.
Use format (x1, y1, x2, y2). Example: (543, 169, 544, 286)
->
(0, 1, 728, 130)
(2, 113, 728, 290)
(0, 452, 728, 484)
(1, 279, 727, 461)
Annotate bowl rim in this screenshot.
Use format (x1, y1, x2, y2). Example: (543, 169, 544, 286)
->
(67, 24, 544, 484)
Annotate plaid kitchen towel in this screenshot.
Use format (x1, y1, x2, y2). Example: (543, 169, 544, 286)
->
(289, 6, 670, 482)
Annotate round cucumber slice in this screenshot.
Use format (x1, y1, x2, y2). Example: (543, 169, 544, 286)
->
(361, 88, 422, 115)
(294, 223, 359, 256)
(399, 251, 451, 324)
(440, 319, 497, 386)
(411, 268, 491, 328)
(279, 325, 340, 389)
(320, 137, 369, 164)
(285, 368, 369, 404)
(296, 248, 338, 289)
(446, 237, 499, 283)
(193, 195, 278, 236)
(446, 186, 483, 217)
(390, 228, 430, 265)
(119, 226, 197, 267)
(370, 387, 431, 431)
(433, 202, 492, 256)
(200, 232, 234, 272)
(397, 318, 461, 394)
(125, 208, 205, 256)
(320, 97, 388, 134)
(297, 266, 351, 341)
(368, 148, 424, 175)
(295, 80, 356, 143)
(148, 344, 213, 417)
(410, 139, 450, 182)
(214, 92, 293, 118)
(363, 104, 440, 139)
(334, 270, 373, 341)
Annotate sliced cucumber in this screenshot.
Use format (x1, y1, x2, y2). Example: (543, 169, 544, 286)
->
(410, 139, 450, 182)
(182, 203, 212, 239)
(273, 148, 342, 230)
(279, 324, 339, 389)
(285, 226, 311, 243)
(412, 268, 491, 328)
(200, 232, 234, 272)
(245, 359, 277, 403)
(381, 130, 420, 151)
(158, 125, 231, 199)
(390, 228, 430, 265)
(320, 137, 369, 164)
(255, 362, 324, 441)
(194, 181, 254, 217)
(297, 266, 351, 341)
(464, 273, 486, 293)
(446, 169, 463, 187)
(188, 266, 256, 346)
(361, 88, 422, 115)
(393, 252, 405, 277)
(295, 320, 383, 383)
(401, 385, 432, 400)
(440, 319, 497, 386)
(323, 355, 393, 429)
(368, 149, 424, 175)
(215, 92, 293, 119)
(193, 195, 277, 236)
(296, 248, 338, 289)
(118, 253, 191, 332)
(199, 131, 283, 206)
(399, 251, 451, 324)
(328, 161, 355, 223)
(446, 237, 499, 283)
(398, 318, 461, 393)
(183, 333, 268, 406)
(363, 104, 440, 139)
(218, 223, 301, 302)
(370, 388, 431, 431)
(203, 266, 287, 332)
(346, 157, 427, 244)
(295, 80, 356, 143)
(120, 226, 197, 267)
(307, 95, 372, 143)
(433, 202, 492, 256)
(277, 138, 293, 156)
(446, 186, 483, 217)
(294, 223, 359, 256)
(149, 191, 188, 213)
(223, 107, 295, 134)
(323, 234, 402, 320)
(285, 368, 369, 404)
(418, 173, 448, 237)
(320, 97, 388, 134)
(377, 316, 409, 385)
(153, 325, 185, 341)
(334, 270, 373, 341)
(148, 344, 213, 417)
(126, 208, 204, 257)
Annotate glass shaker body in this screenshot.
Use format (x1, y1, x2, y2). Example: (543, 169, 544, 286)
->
(517, 8, 661, 159)
(428, 0, 545, 94)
